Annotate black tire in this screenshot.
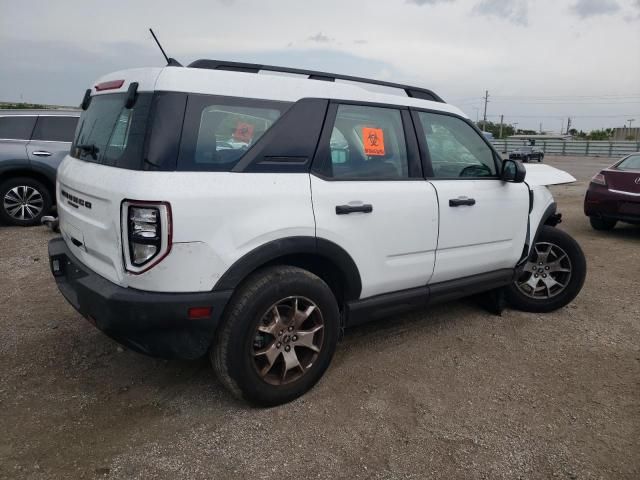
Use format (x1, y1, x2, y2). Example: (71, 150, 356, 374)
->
(211, 265, 340, 406)
(506, 226, 586, 313)
(589, 216, 616, 231)
(524, 155, 530, 163)
(538, 154, 543, 163)
(0, 177, 52, 227)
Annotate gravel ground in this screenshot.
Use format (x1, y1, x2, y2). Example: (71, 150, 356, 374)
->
(1, 155, 638, 480)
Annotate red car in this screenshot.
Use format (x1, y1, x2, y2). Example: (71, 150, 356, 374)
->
(584, 152, 640, 230)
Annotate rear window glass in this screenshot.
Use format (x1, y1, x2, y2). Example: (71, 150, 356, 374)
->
(178, 95, 289, 171)
(71, 93, 151, 169)
(32, 116, 79, 142)
(0, 116, 36, 140)
(617, 154, 640, 171)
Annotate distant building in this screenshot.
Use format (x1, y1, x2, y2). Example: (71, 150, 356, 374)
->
(612, 127, 640, 141)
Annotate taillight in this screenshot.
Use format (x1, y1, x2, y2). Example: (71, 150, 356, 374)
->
(95, 79, 125, 91)
(591, 173, 607, 186)
(121, 200, 172, 274)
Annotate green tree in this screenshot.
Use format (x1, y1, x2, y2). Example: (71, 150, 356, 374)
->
(475, 120, 514, 139)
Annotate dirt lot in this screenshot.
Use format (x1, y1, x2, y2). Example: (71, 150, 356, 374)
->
(1, 156, 638, 480)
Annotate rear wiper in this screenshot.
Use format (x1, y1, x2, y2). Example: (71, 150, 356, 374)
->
(76, 144, 99, 159)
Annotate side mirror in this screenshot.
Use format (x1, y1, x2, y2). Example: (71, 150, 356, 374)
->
(501, 159, 526, 183)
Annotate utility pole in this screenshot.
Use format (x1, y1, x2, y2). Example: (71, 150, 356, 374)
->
(539, 122, 543, 134)
(566, 117, 572, 135)
(482, 90, 489, 131)
(513, 122, 519, 134)
(628, 118, 635, 129)
(499, 114, 504, 139)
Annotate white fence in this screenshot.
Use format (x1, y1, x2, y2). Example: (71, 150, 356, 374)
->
(491, 140, 640, 158)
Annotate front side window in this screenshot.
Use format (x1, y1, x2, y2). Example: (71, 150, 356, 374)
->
(417, 112, 497, 178)
(617, 154, 640, 171)
(32, 116, 79, 142)
(0, 116, 36, 140)
(326, 105, 409, 179)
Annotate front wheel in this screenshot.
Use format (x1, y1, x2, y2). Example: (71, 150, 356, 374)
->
(211, 266, 340, 406)
(506, 226, 586, 313)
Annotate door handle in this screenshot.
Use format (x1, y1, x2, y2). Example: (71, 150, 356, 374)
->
(335, 204, 373, 215)
(32, 151, 52, 157)
(449, 197, 476, 207)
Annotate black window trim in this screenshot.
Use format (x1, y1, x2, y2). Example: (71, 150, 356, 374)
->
(176, 93, 293, 173)
(310, 99, 423, 182)
(0, 114, 38, 142)
(409, 107, 504, 181)
(31, 115, 81, 144)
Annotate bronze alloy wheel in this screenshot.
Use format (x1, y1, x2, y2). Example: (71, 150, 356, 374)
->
(515, 241, 573, 299)
(252, 296, 325, 386)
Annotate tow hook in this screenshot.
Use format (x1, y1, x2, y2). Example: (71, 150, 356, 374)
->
(41, 216, 60, 233)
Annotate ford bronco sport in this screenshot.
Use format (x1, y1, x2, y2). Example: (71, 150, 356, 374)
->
(48, 61, 586, 405)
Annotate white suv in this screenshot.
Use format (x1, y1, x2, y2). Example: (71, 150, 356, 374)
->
(48, 60, 586, 405)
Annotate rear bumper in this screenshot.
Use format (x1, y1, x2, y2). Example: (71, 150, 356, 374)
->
(584, 187, 640, 224)
(48, 237, 233, 359)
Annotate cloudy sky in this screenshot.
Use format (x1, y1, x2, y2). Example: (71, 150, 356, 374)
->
(1, 0, 639, 132)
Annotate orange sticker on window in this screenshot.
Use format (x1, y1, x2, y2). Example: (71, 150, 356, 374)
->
(233, 122, 254, 142)
(362, 127, 385, 156)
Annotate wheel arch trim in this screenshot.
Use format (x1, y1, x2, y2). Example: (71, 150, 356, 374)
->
(213, 236, 362, 301)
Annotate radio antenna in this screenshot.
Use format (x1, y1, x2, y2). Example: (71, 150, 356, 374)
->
(149, 28, 182, 67)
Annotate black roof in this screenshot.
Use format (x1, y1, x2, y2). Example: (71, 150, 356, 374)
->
(188, 59, 445, 104)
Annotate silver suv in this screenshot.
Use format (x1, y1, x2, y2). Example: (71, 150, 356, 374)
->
(0, 110, 79, 226)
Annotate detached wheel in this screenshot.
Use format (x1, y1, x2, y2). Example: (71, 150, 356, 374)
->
(507, 226, 586, 313)
(0, 177, 52, 226)
(211, 266, 340, 406)
(589, 216, 616, 231)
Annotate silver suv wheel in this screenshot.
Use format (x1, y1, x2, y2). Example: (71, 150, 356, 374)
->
(3, 185, 45, 221)
(515, 241, 573, 299)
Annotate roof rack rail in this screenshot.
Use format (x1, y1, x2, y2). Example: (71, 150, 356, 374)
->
(187, 59, 445, 103)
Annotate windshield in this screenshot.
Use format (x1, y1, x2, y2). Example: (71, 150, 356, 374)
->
(616, 154, 640, 171)
(71, 93, 152, 169)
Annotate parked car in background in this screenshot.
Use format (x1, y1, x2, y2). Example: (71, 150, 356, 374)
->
(509, 146, 544, 163)
(0, 110, 79, 226)
(584, 152, 640, 230)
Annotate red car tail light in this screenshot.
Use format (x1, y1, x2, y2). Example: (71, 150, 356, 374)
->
(121, 200, 172, 274)
(591, 173, 607, 186)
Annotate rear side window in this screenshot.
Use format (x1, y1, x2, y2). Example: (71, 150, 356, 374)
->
(417, 112, 497, 178)
(71, 93, 152, 169)
(178, 95, 289, 171)
(0, 116, 36, 140)
(326, 104, 409, 179)
(32, 116, 79, 142)
(616, 154, 640, 171)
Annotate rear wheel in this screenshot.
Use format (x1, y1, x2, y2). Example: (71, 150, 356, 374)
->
(0, 177, 52, 226)
(211, 266, 340, 406)
(589, 216, 616, 231)
(506, 226, 586, 313)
